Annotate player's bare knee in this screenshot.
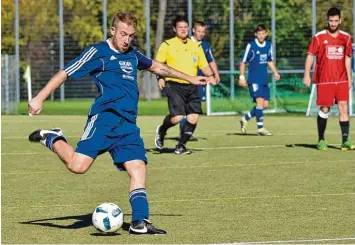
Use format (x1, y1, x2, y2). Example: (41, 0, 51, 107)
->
(320, 106, 330, 113)
(187, 114, 199, 124)
(66, 154, 92, 174)
(171, 115, 184, 124)
(125, 160, 146, 183)
(66, 162, 88, 174)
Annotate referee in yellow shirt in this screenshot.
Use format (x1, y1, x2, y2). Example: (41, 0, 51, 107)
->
(154, 15, 217, 155)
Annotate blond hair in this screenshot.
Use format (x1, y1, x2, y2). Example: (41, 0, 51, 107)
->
(111, 11, 137, 28)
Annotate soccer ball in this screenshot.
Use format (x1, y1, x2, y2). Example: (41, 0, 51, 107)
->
(92, 203, 124, 233)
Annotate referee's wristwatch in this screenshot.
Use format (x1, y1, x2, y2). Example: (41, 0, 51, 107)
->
(239, 75, 245, 80)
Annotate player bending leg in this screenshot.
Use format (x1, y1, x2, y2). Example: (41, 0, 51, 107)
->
(28, 11, 207, 235)
(238, 24, 280, 136)
(303, 7, 354, 151)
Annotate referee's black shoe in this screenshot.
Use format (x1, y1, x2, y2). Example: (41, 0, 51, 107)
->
(155, 125, 165, 149)
(174, 144, 191, 155)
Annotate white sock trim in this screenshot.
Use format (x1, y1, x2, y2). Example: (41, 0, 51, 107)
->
(318, 110, 329, 119)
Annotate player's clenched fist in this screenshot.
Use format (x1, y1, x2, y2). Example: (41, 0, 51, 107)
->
(28, 97, 43, 115)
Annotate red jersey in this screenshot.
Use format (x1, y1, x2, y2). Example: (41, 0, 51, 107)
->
(307, 29, 352, 84)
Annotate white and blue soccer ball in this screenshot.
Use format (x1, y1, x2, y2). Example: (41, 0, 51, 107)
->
(92, 203, 124, 233)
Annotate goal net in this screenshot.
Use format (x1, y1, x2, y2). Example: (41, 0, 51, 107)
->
(1, 55, 18, 114)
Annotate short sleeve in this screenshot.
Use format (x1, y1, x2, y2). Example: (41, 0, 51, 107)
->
(307, 36, 319, 56)
(134, 49, 153, 70)
(204, 42, 215, 63)
(63, 45, 102, 79)
(197, 44, 209, 70)
(345, 36, 353, 57)
(155, 42, 169, 63)
(241, 43, 252, 63)
(268, 44, 274, 62)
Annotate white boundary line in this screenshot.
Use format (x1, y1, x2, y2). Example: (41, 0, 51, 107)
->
(2, 159, 351, 175)
(1, 143, 345, 155)
(1, 131, 349, 138)
(3, 192, 354, 209)
(242, 237, 355, 244)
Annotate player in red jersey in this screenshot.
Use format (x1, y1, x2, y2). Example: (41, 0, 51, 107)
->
(303, 7, 354, 151)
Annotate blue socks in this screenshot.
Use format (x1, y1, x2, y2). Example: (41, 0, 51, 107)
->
(245, 107, 256, 121)
(255, 106, 264, 129)
(179, 116, 187, 131)
(130, 188, 149, 223)
(44, 133, 66, 152)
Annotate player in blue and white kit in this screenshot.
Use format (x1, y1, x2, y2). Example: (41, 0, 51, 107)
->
(179, 21, 220, 140)
(28, 12, 207, 235)
(239, 24, 280, 136)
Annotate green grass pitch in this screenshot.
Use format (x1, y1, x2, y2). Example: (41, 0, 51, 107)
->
(2, 115, 355, 244)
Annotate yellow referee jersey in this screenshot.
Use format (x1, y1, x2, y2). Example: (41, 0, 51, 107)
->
(155, 37, 209, 84)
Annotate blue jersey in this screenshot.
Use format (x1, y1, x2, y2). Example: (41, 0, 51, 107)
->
(64, 40, 152, 123)
(191, 37, 215, 76)
(241, 39, 273, 85)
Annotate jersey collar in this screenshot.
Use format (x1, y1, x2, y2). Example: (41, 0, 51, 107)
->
(190, 36, 201, 44)
(106, 39, 121, 53)
(254, 39, 266, 48)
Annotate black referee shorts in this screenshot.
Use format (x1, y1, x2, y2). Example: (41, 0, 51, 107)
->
(165, 81, 202, 117)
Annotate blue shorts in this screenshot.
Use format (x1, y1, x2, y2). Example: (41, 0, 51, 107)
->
(75, 111, 147, 171)
(248, 83, 270, 102)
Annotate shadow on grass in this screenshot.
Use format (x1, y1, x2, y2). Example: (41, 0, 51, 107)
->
(146, 148, 202, 154)
(285, 143, 339, 150)
(164, 136, 208, 141)
(226, 133, 258, 136)
(20, 213, 182, 233)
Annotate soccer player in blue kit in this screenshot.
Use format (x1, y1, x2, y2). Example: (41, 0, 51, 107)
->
(28, 12, 208, 235)
(178, 21, 220, 141)
(239, 24, 280, 136)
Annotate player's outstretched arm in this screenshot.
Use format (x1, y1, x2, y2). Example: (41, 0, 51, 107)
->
(303, 54, 314, 87)
(267, 62, 280, 81)
(28, 70, 68, 115)
(148, 60, 207, 86)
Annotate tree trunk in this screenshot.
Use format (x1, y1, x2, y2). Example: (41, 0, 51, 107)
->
(150, 0, 167, 99)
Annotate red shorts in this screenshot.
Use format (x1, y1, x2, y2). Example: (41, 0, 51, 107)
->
(316, 82, 349, 106)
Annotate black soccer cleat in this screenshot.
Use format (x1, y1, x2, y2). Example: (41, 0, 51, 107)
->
(174, 144, 191, 155)
(129, 219, 167, 235)
(28, 128, 67, 151)
(154, 125, 165, 149)
(29, 128, 63, 142)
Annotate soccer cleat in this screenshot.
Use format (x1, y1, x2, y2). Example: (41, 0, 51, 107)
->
(174, 144, 191, 155)
(316, 140, 328, 150)
(341, 140, 355, 151)
(129, 219, 167, 235)
(240, 117, 248, 134)
(28, 128, 67, 151)
(257, 128, 272, 136)
(154, 125, 165, 149)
